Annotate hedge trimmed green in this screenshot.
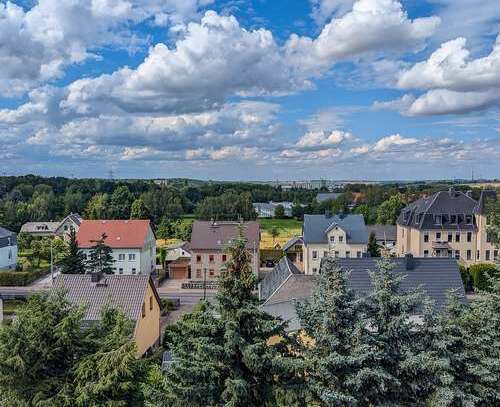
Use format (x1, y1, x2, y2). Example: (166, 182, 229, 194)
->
(0, 269, 49, 286)
(469, 263, 498, 291)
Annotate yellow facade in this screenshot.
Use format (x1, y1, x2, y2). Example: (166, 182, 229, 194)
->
(133, 281, 161, 356)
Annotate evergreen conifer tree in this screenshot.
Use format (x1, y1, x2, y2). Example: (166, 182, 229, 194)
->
(87, 233, 115, 274)
(367, 231, 380, 257)
(295, 256, 366, 405)
(150, 229, 301, 406)
(60, 227, 86, 274)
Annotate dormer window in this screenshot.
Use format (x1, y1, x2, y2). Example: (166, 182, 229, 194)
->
(465, 215, 472, 225)
(435, 215, 442, 225)
(450, 215, 457, 224)
(415, 214, 421, 224)
(403, 211, 410, 221)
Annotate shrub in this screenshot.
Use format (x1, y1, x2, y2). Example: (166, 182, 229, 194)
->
(0, 269, 49, 286)
(469, 263, 498, 291)
(459, 264, 473, 292)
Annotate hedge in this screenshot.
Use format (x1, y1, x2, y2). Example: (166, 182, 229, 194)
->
(469, 263, 499, 292)
(459, 264, 473, 292)
(0, 268, 49, 286)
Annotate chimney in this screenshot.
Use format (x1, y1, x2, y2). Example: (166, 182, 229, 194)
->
(404, 253, 414, 270)
(90, 272, 102, 283)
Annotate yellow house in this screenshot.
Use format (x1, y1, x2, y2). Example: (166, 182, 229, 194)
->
(55, 273, 161, 356)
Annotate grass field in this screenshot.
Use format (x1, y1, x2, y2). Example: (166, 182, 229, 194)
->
(258, 218, 302, 249)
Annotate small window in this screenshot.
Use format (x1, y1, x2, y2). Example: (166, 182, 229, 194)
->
(149, 296, 153, 311)
(477, 250, 480, 260)
(455, 250, 460, 260)
(465, 215, 472, 225)
(222, 254, 227, 262)
(209, 255, 214, 263)
(329, 236, 335, 243)
(436, 232, 441, 240)
(196, 269, 202, 279)
(448, 250, 453, 258)
(338, 236, 344, 243)
(142, 303, 146, 318)
(209, 269, 215, 277)
(323, 251, 328, 258)
(424, 233, 429, 243)
(424, 250, 429, 257)
(357, 251, 361, 258)
(118, 254, 125, 261)
(119, 268, 123, 274)
(132, 268, 136, 274)
(486, 250, 490, 261)
(450, 215, 457, 224)
(455, 233, 460, 242)
(312, 251, 318, 259)
(494, 250, 498, 260)
(435, 215, 442, 225)
(346, 251, 350, 258)
(435, 249, 441, 257)
(467, 232, 472, 242)
(334, 251, 339, 258)
(447, 233, 452, 242)
(129, 253, 136, 261)
(312, 267, 318, 274)
(196, 255, 202, 263)
(486, 233, 491, 243)
(466, 250, 471, 260)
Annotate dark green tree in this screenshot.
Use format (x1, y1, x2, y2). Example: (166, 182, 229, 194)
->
(376, 194, 405, 225)
(87, 233, 115, 274)
(295, 256, 366, 405)
(60, 228, 86, 274)
(274, 204, 285, 218)
(151, 231, 301, 406)
(110, 186, 133, 219)
(367, 231, 380, 257)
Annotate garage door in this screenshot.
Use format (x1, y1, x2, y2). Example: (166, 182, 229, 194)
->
(170, 265, 188, 279)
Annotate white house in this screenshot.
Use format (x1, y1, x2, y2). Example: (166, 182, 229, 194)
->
(21, 213, 82, 241)
(0, 226, 17, 270)
(76, 220, 156, 275)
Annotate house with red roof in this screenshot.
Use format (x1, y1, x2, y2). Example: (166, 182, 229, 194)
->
(77, 220, 156, 275)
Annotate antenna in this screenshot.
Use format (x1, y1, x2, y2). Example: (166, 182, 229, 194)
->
(108, 168, 114, 180)
(471, 167, 474, 182)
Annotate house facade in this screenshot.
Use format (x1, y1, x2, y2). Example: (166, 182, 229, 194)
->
(189, 221, 260, 280)
(303, 213, 368, 274)
(77, 219, 156, 275)
(163, 242, 192, 279)
(396, 189, 498, 264)
(0, 226, 17, 270)
(54, 273, 161, 356)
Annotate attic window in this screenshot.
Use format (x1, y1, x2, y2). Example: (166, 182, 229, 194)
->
(435, 215, 442, 225)
(450, 215, 457, 224)
(415, 214, 421, 224)
(465, 215, 472, 225)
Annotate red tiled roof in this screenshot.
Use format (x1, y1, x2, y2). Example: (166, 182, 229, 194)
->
(76, 220, 151, 249)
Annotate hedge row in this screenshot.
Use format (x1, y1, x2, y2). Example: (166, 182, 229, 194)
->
(460, 263, 498, 292)
(0, 269, 49, 286)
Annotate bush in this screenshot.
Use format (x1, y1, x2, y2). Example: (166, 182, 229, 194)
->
(469, 263, 498, 291)
(0, 269, 49, 286)
(459, 264, 473, 292)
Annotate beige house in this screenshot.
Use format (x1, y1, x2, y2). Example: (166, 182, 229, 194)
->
(189, 221, 260, 280)
(54, 273, 161, 356)
(396, 189, 498, 264)
(302, 213, 368, 275)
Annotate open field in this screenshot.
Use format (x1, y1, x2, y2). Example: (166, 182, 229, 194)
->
(258, 218, 302, 249)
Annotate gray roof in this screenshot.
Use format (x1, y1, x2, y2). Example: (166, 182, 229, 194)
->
(0, 226, 16, 249)
(283, 236, 303, 252)
(54, 213, 83, 233)
(259, 256, 302, 301)
(20, 221, 59, 233)
(262, 257, 465, 331)
(0, 226, 15, 239)
(474, 190, 497, 215)
(190, 221, 260, 250)
(316, 192, 342, 203)
(397, 188, 482, 231)
(367, 225, 397, 242)
(54, 274, 160, 323)
(303, 214, 368, 245)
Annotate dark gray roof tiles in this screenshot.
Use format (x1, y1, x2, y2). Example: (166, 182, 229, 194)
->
(54, 274, 158, 323)
(367, 225, 397, 242)
(190, 221, 260, 250)
(262, 257, 465, 331)
(259, 256, 302, 301)
(397, 189, 483, 230)
(303, 214, 368, 244)
(282, 236, 303, 252)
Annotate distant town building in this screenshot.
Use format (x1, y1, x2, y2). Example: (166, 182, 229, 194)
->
(253, 202, 293, 217)
(260, 256, 465, 332)
(303, 213, 368, 274)
(189, 221, 260, 280)
(54, 273, 161, 356)
(77, 220, 156, 275)
(20, 213, 82, 240)
(0, 226, 17, 270)
(396, 188, 498, 264)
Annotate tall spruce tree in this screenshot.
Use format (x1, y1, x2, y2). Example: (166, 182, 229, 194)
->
(60, 227, 86, 274)
(354, 258, 441, 405)
(295, 256, 366, 405)
(149, 229, 301, 406)
(86, 233, 115, 274)
(367, 231, 380, 257)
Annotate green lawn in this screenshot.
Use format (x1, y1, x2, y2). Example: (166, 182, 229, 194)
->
(258, 218, 302, 234)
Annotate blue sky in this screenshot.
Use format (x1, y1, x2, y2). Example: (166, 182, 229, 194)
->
(0, 0, 499, 180)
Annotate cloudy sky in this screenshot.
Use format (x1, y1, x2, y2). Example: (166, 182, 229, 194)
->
(1, 0, 499, 180)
